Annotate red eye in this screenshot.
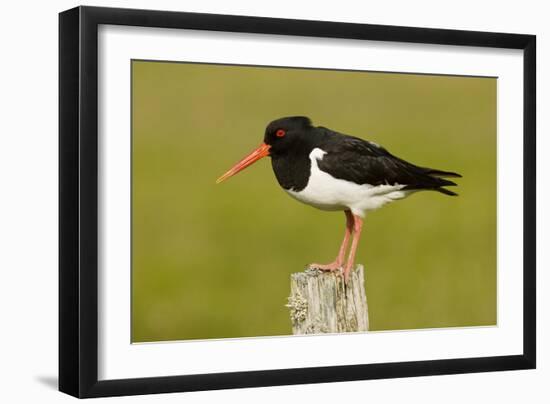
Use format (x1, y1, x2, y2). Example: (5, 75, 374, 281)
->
(276, 129, 286, 137)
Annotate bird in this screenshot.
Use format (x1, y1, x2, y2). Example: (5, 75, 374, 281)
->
(216, 116, 461, 282)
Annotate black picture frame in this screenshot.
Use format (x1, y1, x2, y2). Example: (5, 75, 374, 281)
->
(59, 5, 536, 398)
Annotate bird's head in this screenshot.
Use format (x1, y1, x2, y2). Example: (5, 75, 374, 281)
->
(216, 116, 313, 184)
(263, 116, 313, 155)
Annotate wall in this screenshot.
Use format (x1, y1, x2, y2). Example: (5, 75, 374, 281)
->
(0, 0, 546, 402)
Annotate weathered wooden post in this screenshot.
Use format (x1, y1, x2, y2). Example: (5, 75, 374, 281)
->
(286, 265, 369, 334)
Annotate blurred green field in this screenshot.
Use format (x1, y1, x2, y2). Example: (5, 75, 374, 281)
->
(131, 60, 496, 343)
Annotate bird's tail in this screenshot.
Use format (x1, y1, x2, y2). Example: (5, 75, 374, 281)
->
(431, 175, 460, 196)
(436, 186, 459, 196)
(423, 168, 462, 178)
(401, 164, 462, 196)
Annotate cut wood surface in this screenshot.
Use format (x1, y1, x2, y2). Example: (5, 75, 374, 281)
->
(286, 265, 369, 334)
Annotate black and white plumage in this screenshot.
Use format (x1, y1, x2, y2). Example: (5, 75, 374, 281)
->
(266, 116, 460, 217)
(217, 116, 461, 281)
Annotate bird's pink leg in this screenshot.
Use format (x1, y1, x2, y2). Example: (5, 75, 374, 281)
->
(343, 214, 363, 283)
(309, 210, 354, 272)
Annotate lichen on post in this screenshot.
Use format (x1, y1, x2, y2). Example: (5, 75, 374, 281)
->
(286, 265, 369, 335)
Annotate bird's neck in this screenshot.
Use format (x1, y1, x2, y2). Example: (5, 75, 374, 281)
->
(271, 147, 313, 192)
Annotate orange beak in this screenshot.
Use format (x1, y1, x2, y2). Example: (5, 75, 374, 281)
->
(216, 143, 271, 184)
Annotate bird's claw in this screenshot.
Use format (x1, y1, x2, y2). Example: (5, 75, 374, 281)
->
(307, 263, 353, 285)
(307, 262, 343, 272)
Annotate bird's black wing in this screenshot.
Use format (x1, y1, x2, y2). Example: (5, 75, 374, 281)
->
(316, 128, 461, 195)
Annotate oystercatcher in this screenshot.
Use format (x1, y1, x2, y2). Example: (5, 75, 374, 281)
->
(217, 116, 461, 282)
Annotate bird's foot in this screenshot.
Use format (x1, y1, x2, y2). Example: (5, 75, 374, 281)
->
(342, 263, 354, 284)
(308, 262, 343, 272)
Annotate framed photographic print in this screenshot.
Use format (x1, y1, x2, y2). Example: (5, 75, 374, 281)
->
(59, 6, 536, 398)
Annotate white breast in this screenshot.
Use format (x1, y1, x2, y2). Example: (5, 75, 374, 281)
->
(286, 148, 411, 218)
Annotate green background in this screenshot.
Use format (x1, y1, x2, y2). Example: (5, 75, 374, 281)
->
(132, 60, 496, 343)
